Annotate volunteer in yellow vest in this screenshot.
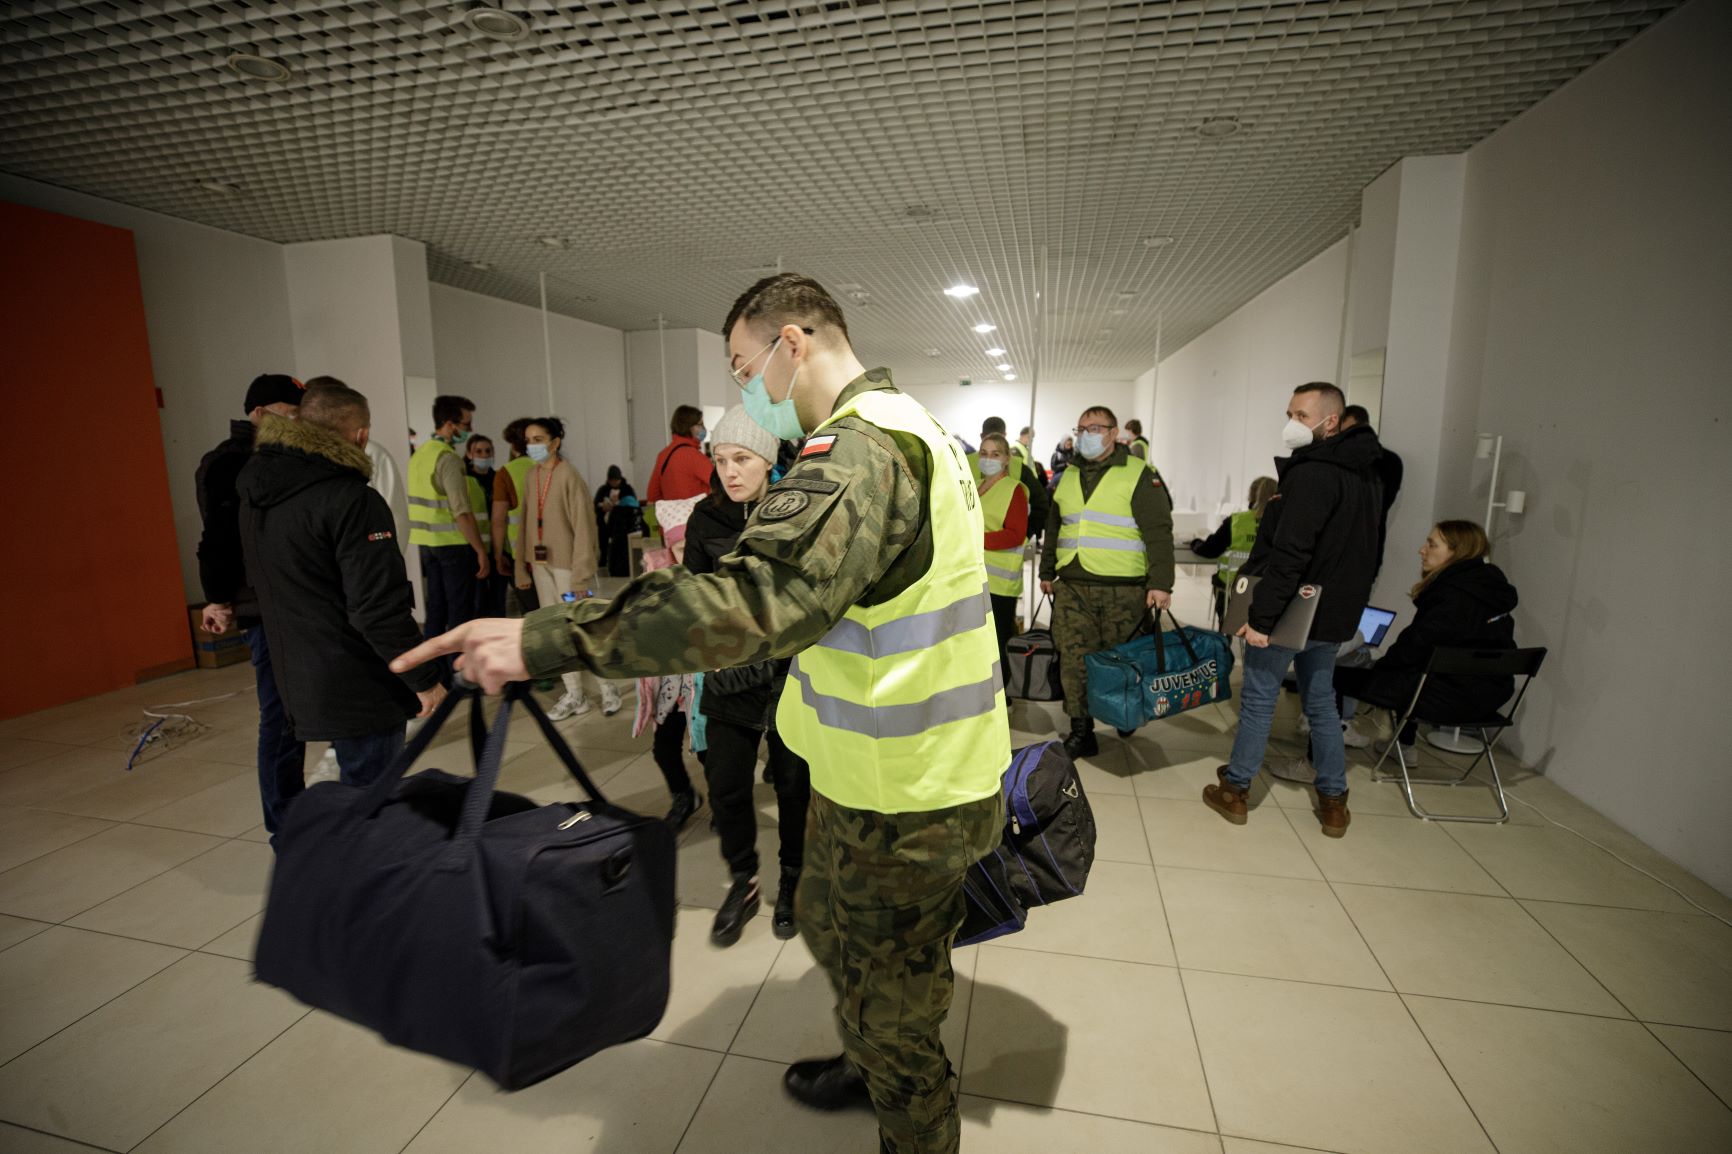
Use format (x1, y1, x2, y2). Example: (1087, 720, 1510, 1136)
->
(491, 417, 541, 616)
(1038, 405, 1176, 758)
(968, 415, 1051, 544)
(977, 431, 1030, 672)
(463, 434, 506, 618)
(406, 394, 489, 679)
(394, 274, 1006, 1154)
(1125, 417, 1151, 459)
(1190, 476, 1278, 626)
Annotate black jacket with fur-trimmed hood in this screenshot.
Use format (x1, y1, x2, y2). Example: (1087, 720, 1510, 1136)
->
(238, 414, 439, 741)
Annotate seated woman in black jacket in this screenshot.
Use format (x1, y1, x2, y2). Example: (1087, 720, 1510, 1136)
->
(1335, 520, 1518, 757)
(683, 407, 812, 948)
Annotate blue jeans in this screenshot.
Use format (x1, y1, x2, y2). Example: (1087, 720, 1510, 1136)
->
(248, 627, 307, 836)
(332, 728, 406, 789)
(1226, 639, 1348, 797)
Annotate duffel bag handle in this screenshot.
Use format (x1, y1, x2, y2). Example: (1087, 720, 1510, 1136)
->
(355, 676, 480, 821)
(1146, 607, 1201, 674)
(506, 680, 610, 804)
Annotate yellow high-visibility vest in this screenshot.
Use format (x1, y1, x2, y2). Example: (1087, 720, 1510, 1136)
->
(466, 475, 491, 544)
(504, 454, 535, 551)
(407, 440, 468, 548)
(1220, 510, 1259, 584)
(1054, 455, 1148, 578)
(777, 390, 1010, 814)
(980, 475, 1027, 598)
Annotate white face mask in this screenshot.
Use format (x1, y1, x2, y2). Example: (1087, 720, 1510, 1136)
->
(1281, 416, 1318, 450)
(978, 456, 1006, 477)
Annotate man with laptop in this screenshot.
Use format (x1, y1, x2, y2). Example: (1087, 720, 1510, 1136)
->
(1206, 382, 1384, 838)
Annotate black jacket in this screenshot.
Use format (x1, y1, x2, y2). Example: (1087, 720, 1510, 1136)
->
(238, 415, 440, 740)
(1017, 459, 1051, 543)
(1372, 445, 1404, 576)
(1244, 424, 1384, 642)
(684, 478, 789, 732)
(1362, 558, 1519, 717)
(195, 419, 262, 625)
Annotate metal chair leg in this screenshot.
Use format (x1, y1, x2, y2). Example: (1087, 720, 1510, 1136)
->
(1372, 716, 1509, 824)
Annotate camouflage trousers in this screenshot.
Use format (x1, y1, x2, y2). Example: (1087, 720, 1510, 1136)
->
(797, 789, 1003, 1154)
(1052, 579, 1150, 718)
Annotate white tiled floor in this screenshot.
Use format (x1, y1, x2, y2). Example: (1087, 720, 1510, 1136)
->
(1, 657, 1730, 1154)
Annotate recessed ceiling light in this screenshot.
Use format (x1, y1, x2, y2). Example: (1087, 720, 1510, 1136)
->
(1142, 235, 1175, 248)
(943, 283, 980, 299)
(1197, 116, 1241, 139)
(537, 236, 570, 249)
(995, 363, 1013, 372)
(226, 53, 291, 83)
(984, 347, 1006, 357)
(924, 348, 943, 358)
(1003, 374, 1018, 381)
(196, 179, 241, 196)
(467, 260, 494, 271)
(464, 6, 531, 41)
(973, 323, 997, 334)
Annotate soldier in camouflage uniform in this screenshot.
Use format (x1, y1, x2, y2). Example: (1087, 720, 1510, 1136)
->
(1038, 405, 1175, 758)
(396, 274, 1006, 1154)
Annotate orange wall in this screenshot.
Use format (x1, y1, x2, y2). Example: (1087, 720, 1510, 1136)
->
(0, 200, 192, 718)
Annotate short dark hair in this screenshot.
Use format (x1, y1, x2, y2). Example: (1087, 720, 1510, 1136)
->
(1019, 426, 1033, 438)
(502, 417, 533, 453)
(303, 374, 347, 391)
(1125, 418, 1143, 436)
(433, 395, 475, 428)
(981, 416, 1006, 436)
(300, 381, 370, 435)
(527, 416, 565, 443)
(1342, 404, 1372, 429)
(1292, 381, 1345, 416)
(1079, 405, 1118, 427)
(723, 273, 851, 345)
(466, 434, 493, 454)
(671, 405, 705, 438)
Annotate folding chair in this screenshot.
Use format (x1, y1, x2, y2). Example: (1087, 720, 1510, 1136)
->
(1369, 646, 1547, 824)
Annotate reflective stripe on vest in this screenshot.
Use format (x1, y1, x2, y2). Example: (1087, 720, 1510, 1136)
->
(466, 475, 491, 542)
(979, 475, 1025, 598)
(504, 455, 535, 544)
(407, 440, 469, 547)
(1219, 509, 1259, 583)
(777, 390, 1010, 814)
(1054, 456, 1148, 577)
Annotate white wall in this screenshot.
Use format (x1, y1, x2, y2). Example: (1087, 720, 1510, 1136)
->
(0, 174, 295, 602)
(430, 284, 629, 491)
(1148, 238, 1349, 519)
(1438, 0, 1732, 893)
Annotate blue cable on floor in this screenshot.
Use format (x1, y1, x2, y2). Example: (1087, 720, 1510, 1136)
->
(125, 718, 165, 772)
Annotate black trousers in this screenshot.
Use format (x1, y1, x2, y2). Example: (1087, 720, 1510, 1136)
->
(421, 545, 477, 683)
(990, 592, 1018, 676)
(702, 717, 812, 878)
(652, 708, 695, 796)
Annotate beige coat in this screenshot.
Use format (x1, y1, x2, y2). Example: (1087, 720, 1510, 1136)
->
(515, 458, 597, 592)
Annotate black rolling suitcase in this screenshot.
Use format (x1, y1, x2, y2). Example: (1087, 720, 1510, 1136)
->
(255, 680, 677, 1090)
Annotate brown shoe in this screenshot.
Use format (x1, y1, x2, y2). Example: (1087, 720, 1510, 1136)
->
(1316, 790, 1351, 838)
(1203, 767, 1249, 825)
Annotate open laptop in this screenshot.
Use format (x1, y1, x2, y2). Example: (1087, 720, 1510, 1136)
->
(1358, 604, 1397, 648)
(1222, 574, 1323, 649)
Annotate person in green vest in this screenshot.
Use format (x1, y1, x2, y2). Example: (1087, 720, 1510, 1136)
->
(977, 431, 1030, 672)
(1038, 404, 1175, 758)
(406, 395, 489, 681)
(491, 418, 540, 616)
(1124, 418, 1151, 459)
(394, 274, 1006, 1154)
(969, 416, 1050, 546)
(464, 434, 506, 618)
(1190, 475, 1279, 626)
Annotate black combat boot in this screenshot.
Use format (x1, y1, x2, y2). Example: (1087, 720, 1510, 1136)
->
(665, 788, 703, 832)
(710, 872, 759, 947)
(1062, 716, 1099, 759)
(772, 866, 799, 940)
(784, 1055, 871, 1110)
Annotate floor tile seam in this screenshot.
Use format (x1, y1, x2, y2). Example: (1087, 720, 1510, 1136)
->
(670, 1041, 734, 1154)
(1384, 984, 1505, 1154)
(715, 934, 792, 1057)
(36, 833, 239, 928)
(1397, 989, 1694, 1028)
(122, 1004, 315, 1154)
(0, 1119, 122, 1153)
(1491, 897, 1645, 1021)
(0, 817, 120, 877)
(1436, 817, 1692, 912)
(947, 1086, 1225, 1137)
(0, 940, 197, 1076)
(1503, 888, 1716, 917)
(1149, 861, 1224, 1135)
(393, 1069, 478, 1154)
(1274, 801, 1513, 898)
(1637, 1020, 1732, 1115)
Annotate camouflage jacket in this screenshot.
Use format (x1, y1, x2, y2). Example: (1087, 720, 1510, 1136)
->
(522, 370, 937, 679)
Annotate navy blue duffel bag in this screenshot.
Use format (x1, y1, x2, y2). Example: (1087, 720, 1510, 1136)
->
(255, 680, 677, 1090)
(1086, 610, 1234, 733)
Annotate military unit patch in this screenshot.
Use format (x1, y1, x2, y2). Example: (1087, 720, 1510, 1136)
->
(759, 490, 811, 521)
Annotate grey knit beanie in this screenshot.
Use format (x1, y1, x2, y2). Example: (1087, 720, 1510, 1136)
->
(710, 404, 780, 463)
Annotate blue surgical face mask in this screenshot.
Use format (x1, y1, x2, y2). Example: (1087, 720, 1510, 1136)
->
(526, 443, 550, 462)
(471, 456, 494, 472)
(1075, 430, 1108, 459)
(978, 456, 1006, 477)
(740, 337, 806, 440)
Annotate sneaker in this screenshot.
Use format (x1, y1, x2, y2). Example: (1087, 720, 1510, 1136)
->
(1268, 755, 1316, 785)
(772, 867, 799, 940)
(307, 747, 340, 786)
(601, 683, 622, 717)
(1316, 790, 1351, 837)
(1341, 722, 1372, 750)
(710, 872, 760, 947)
(1297, 712, 1311, 736)
(1202, 766, 1250, 825)
(544, 692, 591, 722)
(665, 788, 703, 832)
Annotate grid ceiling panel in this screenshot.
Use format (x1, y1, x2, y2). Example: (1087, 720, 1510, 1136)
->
(0, 0, 1681, 385)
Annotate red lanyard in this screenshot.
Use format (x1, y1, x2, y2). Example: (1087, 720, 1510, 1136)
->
(535, 462, 556, 530)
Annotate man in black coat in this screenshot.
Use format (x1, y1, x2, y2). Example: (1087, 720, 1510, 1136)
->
(237, 381, 444, 834)
(1203, 382, 1383, 839)
(195, 372, 307, 838)
(1342, 405, 1402, 577)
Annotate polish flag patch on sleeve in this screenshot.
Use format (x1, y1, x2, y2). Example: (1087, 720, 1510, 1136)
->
(799, 434, 839, 459)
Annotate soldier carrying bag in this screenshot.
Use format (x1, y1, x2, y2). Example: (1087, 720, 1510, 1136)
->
(255, 678, 677, 1090)
(1085, 609, 1235, 732)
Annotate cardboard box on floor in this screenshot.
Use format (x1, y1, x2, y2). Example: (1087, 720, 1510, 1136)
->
(188, 604, 248, 669)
